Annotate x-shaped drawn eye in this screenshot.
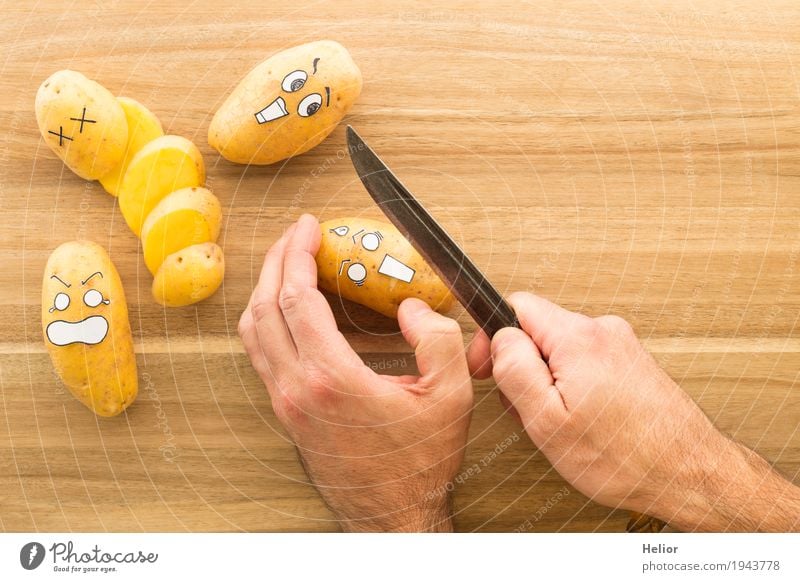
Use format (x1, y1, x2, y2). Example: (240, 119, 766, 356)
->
(83, 289, 109, 308)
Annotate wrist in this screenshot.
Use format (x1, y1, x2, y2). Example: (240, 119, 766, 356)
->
(339, 497, 453, 533)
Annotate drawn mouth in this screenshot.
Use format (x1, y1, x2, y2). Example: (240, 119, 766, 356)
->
(46, 315, 109, 346)
(254, 97, 289, 124)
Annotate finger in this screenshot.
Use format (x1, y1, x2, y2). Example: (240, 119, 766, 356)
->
(280, 214, 363, 370)
(507, 292, 596, 361)
(250, 224, 303, 383)
(498, 391, 522, 423)
(490, 327, 566, 439)
(397, 298, 471, 393)
(467, 328, 492, 379)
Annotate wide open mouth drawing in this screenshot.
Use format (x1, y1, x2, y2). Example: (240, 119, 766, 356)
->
(46, 315, 109, 346)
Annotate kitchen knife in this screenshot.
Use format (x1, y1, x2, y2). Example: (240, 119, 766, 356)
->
(345, 125, 518, 338)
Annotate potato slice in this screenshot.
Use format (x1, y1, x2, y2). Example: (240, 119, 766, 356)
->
(99, 97, 164, 197)
(118, 135, 205, 236)
(152, 242, 224, 307)
(141, 186, 222, 275)
(35, 70, 128, 180)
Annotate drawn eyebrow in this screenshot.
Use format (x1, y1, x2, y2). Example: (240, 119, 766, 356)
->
(50, 275, 71, 288)
(312, 57, 320, 74)
(325, 86, 330, 106)
(81, 272, 103, 285)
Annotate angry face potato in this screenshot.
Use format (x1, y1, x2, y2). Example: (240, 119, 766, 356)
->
(316, 218, 454, 318)
(42, 241, 137, 417)
(208, 40, 362, 165)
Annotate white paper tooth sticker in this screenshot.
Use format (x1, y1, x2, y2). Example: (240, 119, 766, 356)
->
(46, 315, 109, 346)
(377, 254, 415, 283)
(255, 97, 289, 124)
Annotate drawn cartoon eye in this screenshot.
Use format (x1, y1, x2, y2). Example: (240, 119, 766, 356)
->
(297, 93, 323, 117)
(83, 289, 107, 308)
(52, 292, 70, 311)
(281, 70, 308, 92)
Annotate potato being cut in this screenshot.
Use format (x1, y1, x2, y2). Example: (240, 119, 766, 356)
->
(316, 218, 454, 318)
(99, 96, 164, 197)
(152, 242, 224, 307)
(35, 70, 128, 180)
(118, 135, 205, 236)
(141, 186, 222, 275)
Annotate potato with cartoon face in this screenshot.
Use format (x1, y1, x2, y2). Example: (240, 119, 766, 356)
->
(208, 40, 362, 165)
(317, 218, 454, 318)
(35, 70, 129, 180)
(42, 241, 137, 417)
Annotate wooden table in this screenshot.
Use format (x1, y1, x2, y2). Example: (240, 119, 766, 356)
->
(1, 0, 798, 532)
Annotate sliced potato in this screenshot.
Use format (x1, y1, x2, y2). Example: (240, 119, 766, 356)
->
(141, 186, 222, 275)
(99, 96, 164, 197)
(35, 70, 128, 180)
(118, 135, 205, 236)
(152, 242, 224, 307)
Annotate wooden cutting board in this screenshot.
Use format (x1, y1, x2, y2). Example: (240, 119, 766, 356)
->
(0, 0, 798, 532)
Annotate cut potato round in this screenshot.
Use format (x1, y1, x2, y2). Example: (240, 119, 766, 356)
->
(141, 187, 222, 275)
(152, 242, 224, 307)
(99, 96, 164, 197)
(118, 135, 205, 236)
(35, 70, 128, 180)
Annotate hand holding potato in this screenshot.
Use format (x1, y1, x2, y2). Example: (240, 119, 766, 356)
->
(238, 215, 473, 531)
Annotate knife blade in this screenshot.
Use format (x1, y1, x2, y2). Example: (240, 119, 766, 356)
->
(346, 125, 518, 338)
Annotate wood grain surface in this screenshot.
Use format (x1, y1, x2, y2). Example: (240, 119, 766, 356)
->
(1, 0, 798, 532)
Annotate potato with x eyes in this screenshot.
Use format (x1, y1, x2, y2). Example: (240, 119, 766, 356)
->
(42, 241, 137, 417)
(209, 40, 362, 165)
(35, 70, 129, 180)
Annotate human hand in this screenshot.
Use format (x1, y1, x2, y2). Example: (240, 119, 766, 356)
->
(467, 292, 800, 531)
(238, 215, 474, 532)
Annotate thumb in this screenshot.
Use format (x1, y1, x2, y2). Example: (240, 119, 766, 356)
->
(398, 298, 470, 388)
(490, 327, 567, 439)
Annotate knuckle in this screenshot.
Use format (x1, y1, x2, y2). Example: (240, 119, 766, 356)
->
(427, 315, 462, 339)
(278, 284, 304, 312)
(250, 291, 279, 324)
(271, 389, 305, 425)
(237, 312, 252, 339)
(597, 314, 633, 336)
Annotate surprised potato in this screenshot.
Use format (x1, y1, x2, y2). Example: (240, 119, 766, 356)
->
(316, 218, 454, 318)
(208, 40, 362, 165)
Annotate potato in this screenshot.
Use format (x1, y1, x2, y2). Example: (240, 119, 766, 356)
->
(141, 186, 222, 275)
(316, 218, 454, 318)
(35, 70, 128, 180)
(42, 241, 137, 417)
(99, 96, 164, 197)
(152, 242, 224, 307)
(118, 135, 205, 236)
(208, 40, 362, 165)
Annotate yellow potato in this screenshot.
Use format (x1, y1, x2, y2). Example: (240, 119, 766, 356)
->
(42, 241, 137, 417)
(118, 135, 205, 236)
(152, 242, 224, 307)
(316, 218, 454, 318)
(99, 96, 164, 197)
(35, 70, 128, 180)
(208, 40, 362, 165)
(141, 186, 222, 275)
